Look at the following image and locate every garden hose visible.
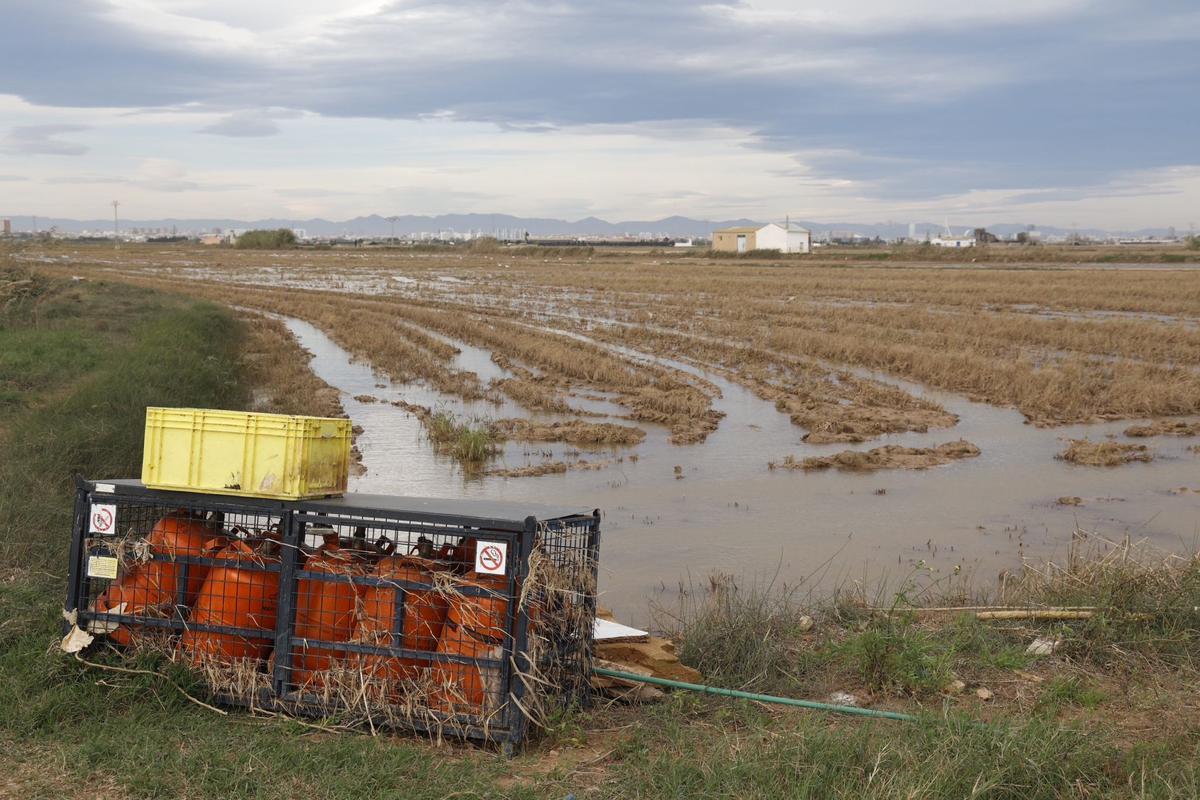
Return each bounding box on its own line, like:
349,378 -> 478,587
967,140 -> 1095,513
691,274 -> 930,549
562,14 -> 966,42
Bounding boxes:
592,666 -> 920,722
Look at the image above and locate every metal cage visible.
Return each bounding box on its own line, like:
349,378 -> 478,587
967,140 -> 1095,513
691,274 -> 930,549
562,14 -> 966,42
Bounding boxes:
65,477 -> 600,749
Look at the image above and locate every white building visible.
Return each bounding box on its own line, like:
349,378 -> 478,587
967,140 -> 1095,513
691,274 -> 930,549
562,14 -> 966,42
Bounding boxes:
930,235 -> 975,248
754,221 -> 812,254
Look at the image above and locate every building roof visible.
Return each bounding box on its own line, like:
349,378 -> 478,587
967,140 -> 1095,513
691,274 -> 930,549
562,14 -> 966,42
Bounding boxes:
713,226 -> 759,234
760,222 -> 811,233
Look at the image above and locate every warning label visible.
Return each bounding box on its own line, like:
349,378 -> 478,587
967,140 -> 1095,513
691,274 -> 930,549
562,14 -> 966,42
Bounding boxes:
88,503 -> 117,535
87,555 -> 119,580
475,541 -> 508,576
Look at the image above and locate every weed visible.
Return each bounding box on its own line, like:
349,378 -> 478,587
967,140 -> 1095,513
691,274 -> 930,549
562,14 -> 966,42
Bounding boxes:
425,410 -> 499,465
837,620 -> 954,695
1038,675 -> 1106,711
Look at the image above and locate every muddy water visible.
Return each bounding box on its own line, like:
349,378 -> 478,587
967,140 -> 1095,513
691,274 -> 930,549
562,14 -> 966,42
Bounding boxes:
285,316 -> 1200,625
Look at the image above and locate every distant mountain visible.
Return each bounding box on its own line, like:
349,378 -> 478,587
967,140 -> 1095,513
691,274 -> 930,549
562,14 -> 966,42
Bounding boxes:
0,212 -> 1181,240
0,213 -> 762,238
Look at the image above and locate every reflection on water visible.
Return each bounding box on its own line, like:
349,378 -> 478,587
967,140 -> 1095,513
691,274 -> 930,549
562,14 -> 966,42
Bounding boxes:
290,314 -> 1200,624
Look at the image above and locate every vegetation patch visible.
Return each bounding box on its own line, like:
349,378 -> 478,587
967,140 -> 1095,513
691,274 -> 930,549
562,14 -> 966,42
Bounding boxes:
235,229 -> 297,249
490,417 -> 645,446
1058,438 -> 1152,466
425,410 -> 499,465
1124,418 -> 1200,437
770,439 -> 980,471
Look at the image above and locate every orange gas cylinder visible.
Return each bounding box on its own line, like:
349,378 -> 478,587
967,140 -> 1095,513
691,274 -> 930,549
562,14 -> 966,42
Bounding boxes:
355,553 -> 449,690
181,539 -> 280,664
291,533 -> 364,688
430,572 -> 510,714
93,512 -> 223,646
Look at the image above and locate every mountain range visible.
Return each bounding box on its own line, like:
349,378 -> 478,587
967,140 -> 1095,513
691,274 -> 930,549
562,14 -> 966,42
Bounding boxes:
0,212 -> 1184,240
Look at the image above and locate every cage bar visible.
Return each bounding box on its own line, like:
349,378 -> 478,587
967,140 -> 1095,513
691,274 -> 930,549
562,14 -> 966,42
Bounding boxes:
64,477 -> 599,748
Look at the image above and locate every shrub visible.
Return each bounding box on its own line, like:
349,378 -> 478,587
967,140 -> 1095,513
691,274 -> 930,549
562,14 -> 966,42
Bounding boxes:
235,229 -> 297,249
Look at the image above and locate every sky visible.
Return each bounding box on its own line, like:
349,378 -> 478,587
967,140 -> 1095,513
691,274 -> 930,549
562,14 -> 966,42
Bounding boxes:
0,0 -> 1197,229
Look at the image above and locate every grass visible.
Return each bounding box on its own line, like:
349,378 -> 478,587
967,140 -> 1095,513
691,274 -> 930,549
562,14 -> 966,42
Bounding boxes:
661,534 -> 1200,707
1038,676 -> 1106,712
600,699 -> 1200,799
0,267 -> 246,567
426,409 -> 500,465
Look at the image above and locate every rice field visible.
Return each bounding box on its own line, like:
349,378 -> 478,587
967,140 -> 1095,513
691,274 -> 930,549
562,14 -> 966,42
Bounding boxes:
20,242 -> 1200,619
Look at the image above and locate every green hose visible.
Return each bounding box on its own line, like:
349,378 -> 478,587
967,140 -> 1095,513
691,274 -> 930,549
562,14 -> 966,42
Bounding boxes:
592,666 -> 920,723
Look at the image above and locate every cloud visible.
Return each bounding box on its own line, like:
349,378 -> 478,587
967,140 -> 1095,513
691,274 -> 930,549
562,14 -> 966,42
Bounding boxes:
0,174 -> 26,181
127,158 -> 248,192
275,187 -> 360,198
44,175 -> 127,184
2,124 -> 89,155
200,111 -> 281,137
0,0 -> 1197,223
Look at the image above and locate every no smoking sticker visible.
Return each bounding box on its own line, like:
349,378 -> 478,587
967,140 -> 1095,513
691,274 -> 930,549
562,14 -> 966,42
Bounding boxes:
475,541 -> 507,575
89,503 -> 117,535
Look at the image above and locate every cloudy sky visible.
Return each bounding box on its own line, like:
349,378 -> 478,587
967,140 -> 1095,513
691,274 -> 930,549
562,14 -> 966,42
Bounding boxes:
1,0 -> 1197,227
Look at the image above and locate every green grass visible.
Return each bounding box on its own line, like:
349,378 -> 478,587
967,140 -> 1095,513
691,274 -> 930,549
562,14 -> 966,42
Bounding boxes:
0,268 -> 245,568
1038,676 -> 1107,712
668,577 -> 1031,699
579,698 -> 1200,800
425,409 -> 499,466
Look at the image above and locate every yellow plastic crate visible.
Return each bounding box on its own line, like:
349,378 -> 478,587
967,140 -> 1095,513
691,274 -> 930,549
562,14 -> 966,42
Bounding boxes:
141,407 -> 352,500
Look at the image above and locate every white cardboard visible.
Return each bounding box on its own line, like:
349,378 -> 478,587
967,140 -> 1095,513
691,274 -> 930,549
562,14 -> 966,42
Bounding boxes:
594,618 -> 649,641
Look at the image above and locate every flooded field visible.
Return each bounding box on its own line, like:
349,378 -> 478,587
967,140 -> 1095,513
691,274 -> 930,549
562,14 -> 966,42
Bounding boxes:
32,246 -> 1200,622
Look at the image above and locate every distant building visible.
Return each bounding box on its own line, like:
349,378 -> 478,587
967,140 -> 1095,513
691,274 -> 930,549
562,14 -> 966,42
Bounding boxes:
930,235 -> 975,248
712,221 -> 812,254
1,219 -> 10,236
973,228 -> 999,244
712,226 -> 759,253
755,221 -> 812,254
